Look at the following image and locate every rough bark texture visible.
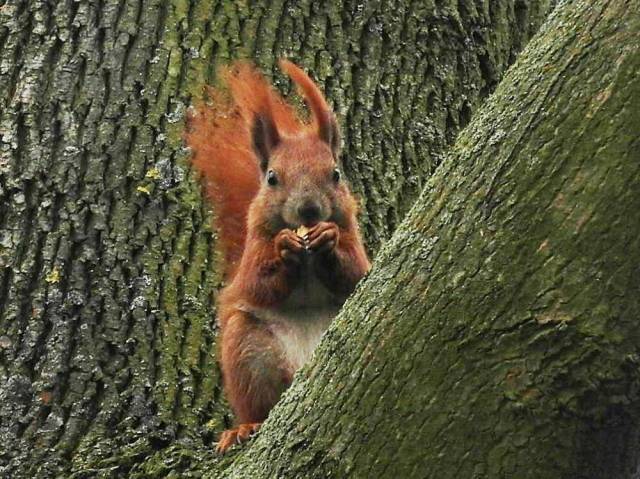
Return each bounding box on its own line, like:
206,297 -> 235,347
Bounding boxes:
0,0 -> 553,477
216,1 -> 640,477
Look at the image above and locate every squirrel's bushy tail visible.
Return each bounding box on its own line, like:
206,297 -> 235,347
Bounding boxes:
186,61 -> 336,278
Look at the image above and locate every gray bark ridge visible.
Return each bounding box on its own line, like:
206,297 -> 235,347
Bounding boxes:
219,1 -> 640,478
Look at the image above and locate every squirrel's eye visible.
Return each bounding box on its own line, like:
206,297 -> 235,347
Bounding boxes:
267,170 -> 278,186
332,168 -> 341,183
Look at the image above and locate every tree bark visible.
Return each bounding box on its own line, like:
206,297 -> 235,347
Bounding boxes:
0,0 -> 553,476
212,1 -> 640,478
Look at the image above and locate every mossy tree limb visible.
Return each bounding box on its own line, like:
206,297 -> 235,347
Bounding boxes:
0,0 -> 553,476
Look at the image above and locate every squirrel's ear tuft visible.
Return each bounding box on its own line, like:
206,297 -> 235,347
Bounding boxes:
279,59 -> 341,159
320,113 -> 341,159
252,112 -> 280,172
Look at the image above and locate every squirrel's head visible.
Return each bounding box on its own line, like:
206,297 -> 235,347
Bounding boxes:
248,61 -> 357,233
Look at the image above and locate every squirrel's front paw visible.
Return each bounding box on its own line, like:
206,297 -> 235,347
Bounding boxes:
275,229 -> 306,265
307,222 -> 339,254
215,422 -> 262,454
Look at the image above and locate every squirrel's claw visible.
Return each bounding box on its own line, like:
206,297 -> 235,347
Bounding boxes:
215,423 -> 262,454
275,229 -> 306,264
307,222 -> 339,253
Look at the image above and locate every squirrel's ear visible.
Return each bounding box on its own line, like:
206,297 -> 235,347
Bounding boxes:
320,113 -> 341,159
252,112 -> 280,172
278,60 -> 341,159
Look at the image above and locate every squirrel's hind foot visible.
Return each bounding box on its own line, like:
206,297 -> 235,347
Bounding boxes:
215,422 -> 262,454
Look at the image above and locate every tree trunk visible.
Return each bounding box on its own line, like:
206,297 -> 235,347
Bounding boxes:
0,0 -> 552,477
214,1 -> 640,477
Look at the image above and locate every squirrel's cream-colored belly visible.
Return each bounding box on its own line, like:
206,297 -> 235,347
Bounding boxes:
266,309 -> 335,371
251,268 -> 340,372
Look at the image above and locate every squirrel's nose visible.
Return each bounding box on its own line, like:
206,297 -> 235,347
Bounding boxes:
298,201 -> 321,225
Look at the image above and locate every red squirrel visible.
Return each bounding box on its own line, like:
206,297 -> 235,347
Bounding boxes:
186,60 -> 370,453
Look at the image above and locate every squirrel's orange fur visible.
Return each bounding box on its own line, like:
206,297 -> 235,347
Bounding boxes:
186,62 -> 316,277
186,60 -> 370,453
